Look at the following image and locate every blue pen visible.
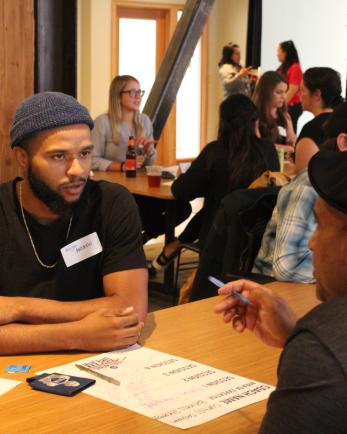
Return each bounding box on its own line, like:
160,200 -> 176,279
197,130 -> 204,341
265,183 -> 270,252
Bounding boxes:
208,275 -> 251,305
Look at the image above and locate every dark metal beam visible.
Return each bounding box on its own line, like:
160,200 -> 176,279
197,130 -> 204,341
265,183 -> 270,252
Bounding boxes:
35,0 -> 77,96
143,0 -> 215,139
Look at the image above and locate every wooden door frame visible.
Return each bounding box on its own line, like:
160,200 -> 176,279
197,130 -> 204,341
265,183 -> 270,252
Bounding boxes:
111,0 -> 208,164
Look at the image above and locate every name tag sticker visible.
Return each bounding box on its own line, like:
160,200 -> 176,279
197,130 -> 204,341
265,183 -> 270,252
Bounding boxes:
278,125 -> 287,137
61,232 -> 103,267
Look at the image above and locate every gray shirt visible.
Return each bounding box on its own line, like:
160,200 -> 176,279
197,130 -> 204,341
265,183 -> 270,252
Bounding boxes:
91,113 -> 156,171
259,295 -> 347,433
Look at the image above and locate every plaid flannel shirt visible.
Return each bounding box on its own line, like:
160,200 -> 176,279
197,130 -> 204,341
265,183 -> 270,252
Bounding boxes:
253,170 -> 317,283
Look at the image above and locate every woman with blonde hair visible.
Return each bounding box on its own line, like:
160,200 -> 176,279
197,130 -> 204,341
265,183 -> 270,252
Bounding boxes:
92,75 -> 156,171
92,75 -> 191,246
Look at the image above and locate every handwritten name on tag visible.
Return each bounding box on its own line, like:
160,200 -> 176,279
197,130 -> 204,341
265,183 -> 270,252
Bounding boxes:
61,232 -> 103,267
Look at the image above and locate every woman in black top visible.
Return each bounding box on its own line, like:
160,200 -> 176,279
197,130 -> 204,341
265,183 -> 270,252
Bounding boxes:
295,67 -> 343,174
152,94 -> 280,270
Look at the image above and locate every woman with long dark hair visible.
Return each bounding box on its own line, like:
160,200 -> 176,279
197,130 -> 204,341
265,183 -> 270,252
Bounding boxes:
294,67 -> 343,173
152,94 -> 280,269
218,42 -> 253,99
253,71 -> 296,154
277,40 -> 303,131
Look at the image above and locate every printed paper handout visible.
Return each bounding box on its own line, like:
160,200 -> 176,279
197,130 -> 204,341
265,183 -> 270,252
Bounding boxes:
76,355 -> 127,385
0,378 -> 21,396
40,345 -> 274,429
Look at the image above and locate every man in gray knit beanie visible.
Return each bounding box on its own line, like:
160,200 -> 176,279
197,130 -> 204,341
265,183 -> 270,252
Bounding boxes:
0,92 -> 147,355
10,91 -> 94,148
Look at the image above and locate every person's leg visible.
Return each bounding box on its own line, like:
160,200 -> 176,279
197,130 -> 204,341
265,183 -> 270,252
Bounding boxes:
134,195 -> 191,240
178,209 -> 204,243
152,209 -> 204,269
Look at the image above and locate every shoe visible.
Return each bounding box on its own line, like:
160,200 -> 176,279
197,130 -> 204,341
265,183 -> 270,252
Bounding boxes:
152,247 -> 180,271
146,260 -> 157,278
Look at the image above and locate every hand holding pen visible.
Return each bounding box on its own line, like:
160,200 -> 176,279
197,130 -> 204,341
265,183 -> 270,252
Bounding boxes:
208,276 -> 251,304
212,278 -> 297,348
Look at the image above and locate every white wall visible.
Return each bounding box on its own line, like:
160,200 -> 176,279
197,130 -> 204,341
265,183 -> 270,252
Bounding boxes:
262,0 -> 346,90
262,0 -> 346,131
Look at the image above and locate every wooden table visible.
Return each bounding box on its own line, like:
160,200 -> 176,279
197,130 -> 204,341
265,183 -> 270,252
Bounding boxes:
92,170 -> 174,200
0,282 -> 318,434
92,170 -> 177,293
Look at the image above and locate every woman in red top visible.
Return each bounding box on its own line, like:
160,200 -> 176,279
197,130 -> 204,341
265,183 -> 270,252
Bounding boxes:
277,40 -> 303,132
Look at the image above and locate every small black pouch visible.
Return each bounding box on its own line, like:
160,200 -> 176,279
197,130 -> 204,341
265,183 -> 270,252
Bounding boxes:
26,372 -> 96,396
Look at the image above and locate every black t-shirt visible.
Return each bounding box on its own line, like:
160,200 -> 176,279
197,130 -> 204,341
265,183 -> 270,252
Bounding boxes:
296,112 -> 332,148
0,179 -> 146,300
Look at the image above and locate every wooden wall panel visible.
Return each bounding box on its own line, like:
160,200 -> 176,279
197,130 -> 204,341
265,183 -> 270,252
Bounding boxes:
0,0 -> 34,182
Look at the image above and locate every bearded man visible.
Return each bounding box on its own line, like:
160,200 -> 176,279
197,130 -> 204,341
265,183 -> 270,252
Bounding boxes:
0,92 -> 147,354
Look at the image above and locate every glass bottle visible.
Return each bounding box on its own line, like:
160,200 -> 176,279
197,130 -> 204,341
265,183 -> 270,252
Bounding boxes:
125,136 -> 137,178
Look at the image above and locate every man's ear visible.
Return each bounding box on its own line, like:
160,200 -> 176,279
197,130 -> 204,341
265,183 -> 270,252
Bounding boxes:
336,133 -> 347,152
313,88 -> 322,103
13,147 -> 29,169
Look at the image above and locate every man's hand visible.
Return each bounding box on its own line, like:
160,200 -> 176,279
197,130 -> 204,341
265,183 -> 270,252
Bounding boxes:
214,280 -> 297,348
74,306 -> 144,351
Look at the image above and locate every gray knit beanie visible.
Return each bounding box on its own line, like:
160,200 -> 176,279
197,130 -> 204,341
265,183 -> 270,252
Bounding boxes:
10,91 -> 94,148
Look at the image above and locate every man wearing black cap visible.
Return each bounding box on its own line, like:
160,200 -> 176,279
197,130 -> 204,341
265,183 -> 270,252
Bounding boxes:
214,150 -> 347,432
0,92 -> 147,354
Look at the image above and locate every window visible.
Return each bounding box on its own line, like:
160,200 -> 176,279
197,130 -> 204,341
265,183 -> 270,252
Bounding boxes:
113,2 -> 207,164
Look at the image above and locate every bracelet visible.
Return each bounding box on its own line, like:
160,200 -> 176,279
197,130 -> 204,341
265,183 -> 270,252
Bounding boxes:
120,162 -> 125,172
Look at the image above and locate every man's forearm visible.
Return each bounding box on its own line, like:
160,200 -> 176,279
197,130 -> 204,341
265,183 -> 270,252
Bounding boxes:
0,269 -> 148,326
0,308 -> 143,355
5,294 -> 128,325
0,322 -> 79,355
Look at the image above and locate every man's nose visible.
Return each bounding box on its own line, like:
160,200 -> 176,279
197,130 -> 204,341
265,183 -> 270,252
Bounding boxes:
67,158 -> 84,177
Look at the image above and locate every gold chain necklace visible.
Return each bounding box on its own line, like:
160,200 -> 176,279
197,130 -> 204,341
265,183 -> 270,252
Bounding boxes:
19,181 -> 73,269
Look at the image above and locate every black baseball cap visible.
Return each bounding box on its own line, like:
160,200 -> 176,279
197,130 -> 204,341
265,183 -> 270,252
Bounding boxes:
308,150 -> 347,215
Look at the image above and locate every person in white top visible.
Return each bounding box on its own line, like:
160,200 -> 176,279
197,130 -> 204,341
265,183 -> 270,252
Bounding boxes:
218,42 -> 253,99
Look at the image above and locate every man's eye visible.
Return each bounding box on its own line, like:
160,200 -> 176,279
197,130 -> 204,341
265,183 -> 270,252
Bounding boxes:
52,154 -> 64,160
80,150 -> 92,158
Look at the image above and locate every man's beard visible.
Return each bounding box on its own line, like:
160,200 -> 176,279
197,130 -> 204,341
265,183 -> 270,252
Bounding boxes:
28,165 -> 87,218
